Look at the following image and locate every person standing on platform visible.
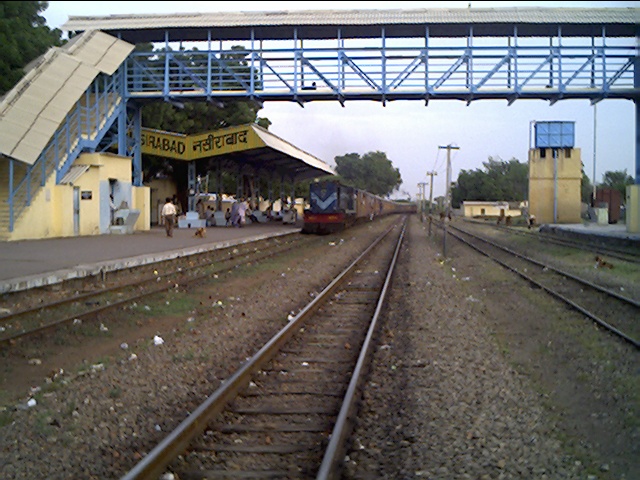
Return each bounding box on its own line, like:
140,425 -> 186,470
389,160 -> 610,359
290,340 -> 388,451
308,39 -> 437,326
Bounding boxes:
230,200 -> 240,227
237,198 -> 248,227
161,197 -> 177,237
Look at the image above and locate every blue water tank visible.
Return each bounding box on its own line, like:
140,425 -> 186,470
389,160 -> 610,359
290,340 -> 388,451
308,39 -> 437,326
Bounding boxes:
534,121 -> 575,148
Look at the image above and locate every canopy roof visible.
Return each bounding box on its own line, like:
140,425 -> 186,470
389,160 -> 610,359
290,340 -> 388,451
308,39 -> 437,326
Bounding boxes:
61,7 -> 639,43
0,31 -> 134,165
141,123 -> 335,182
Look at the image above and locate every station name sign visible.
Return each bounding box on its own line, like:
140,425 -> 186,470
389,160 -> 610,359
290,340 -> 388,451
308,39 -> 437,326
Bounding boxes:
141,131 -> 188,159
140,126 -> 263,161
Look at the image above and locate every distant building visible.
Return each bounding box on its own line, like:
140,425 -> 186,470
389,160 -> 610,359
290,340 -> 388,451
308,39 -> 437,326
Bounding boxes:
461,201 -> 523,219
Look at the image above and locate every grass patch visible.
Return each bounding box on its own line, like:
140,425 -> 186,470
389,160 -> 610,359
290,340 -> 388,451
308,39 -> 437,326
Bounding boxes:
108,387 -> 122,399
34,410 -> 55,436
172,350 -> 196,362
92,356 -> 111,367
129,293 -> 199,318
0,409 -> 13,427
70,321 -> 114,338
63,401 -> 77,418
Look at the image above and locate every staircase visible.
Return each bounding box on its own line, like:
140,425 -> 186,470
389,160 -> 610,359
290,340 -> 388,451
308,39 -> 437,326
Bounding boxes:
0,76 -> 125,240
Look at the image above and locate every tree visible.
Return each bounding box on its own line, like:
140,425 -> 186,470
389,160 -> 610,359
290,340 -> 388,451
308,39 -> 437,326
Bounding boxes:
451,156 -> 528,207
600,170 -> 634,204
334,151 -> 402,197
581,169 -> 594,205
0,1 -> 62,95
135,44 -> 270,193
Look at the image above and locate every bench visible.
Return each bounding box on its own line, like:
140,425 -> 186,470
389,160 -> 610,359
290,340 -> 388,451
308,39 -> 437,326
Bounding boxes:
178,211 -> 207,228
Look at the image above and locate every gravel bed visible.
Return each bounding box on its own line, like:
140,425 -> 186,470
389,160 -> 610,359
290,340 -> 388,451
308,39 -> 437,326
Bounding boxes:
345,217 -> 638,480
0,214 -> 637,479
0,219 -> 395,479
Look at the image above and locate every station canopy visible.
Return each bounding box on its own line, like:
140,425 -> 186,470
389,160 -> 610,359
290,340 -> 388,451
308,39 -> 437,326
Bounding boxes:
140,123 -> 336,181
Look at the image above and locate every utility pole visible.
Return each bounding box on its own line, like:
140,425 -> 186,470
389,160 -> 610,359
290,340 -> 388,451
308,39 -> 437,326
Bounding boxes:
425,171 -> 437,214
418,182 -> 427,221
425,171 -> 437,236
438,145 -> 459,258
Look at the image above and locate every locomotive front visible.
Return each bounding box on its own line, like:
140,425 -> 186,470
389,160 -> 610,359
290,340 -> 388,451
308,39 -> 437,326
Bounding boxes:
302,181 -> 356,234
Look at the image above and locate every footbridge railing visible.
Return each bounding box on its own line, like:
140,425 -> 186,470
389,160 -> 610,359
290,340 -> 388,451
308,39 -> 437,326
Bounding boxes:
125,40 -> 639,105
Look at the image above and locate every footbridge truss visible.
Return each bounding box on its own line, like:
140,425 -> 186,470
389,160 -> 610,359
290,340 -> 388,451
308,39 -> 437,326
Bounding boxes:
64,8 -> 639,106
0,7 -> 638,236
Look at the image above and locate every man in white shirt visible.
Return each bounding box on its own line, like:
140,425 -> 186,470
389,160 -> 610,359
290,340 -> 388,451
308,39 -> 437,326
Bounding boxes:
161,197 -> 177,237
237,199 -> 248,227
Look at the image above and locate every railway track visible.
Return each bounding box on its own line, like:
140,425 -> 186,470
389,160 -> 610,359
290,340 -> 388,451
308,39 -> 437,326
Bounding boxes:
445,222 -> 640,349
120,216 -> 407,480
0,234 -> 317,346
463,218 -> 640,264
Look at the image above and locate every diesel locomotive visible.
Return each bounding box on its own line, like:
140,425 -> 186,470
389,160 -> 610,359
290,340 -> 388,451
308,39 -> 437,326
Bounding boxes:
301,180 -> 416,234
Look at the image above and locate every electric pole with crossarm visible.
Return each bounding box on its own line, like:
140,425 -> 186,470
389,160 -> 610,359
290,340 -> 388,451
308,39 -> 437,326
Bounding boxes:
438,144 -> 459,257
425,171 -> 437,214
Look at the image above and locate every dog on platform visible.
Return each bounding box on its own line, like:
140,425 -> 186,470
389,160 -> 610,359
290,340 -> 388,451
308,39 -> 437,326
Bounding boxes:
193,227 -> 206,238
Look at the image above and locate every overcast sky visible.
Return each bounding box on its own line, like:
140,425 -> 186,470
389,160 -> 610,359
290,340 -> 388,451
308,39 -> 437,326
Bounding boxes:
43,1 -> 638,200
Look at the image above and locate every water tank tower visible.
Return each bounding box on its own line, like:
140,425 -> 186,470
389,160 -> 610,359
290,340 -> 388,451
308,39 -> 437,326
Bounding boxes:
528,121 -> 582,224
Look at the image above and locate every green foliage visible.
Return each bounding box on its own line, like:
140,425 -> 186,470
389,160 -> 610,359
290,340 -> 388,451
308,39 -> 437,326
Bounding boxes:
0,409 -> 12,427
581,169 -> 594,204
137,45 -> 269,189
451,156 -> 528,207
108,387 -> 122,399
0,1 -> 62,95
334,151 -> 402,197
599,169 -> 634,204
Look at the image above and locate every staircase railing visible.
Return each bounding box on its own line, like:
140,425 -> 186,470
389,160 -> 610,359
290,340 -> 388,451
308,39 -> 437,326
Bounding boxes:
3,68 -> 126,235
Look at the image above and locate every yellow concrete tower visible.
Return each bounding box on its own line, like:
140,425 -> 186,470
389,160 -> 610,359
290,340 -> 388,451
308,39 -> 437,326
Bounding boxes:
528,122 -> 582,224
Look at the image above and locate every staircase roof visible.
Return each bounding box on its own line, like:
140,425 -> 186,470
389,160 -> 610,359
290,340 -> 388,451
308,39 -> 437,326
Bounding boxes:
0,31 -> 134,165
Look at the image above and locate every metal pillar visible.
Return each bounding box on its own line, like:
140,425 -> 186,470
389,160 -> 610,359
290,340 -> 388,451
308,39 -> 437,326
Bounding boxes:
280,174 -> 285,210
124,104 -> 143,187
188,161 -> 196,211
635,26 -> 640,184
592,104 -> 597,204
553,148 -> 558,223
636,99 -> 640,184
217,162 -> 222,211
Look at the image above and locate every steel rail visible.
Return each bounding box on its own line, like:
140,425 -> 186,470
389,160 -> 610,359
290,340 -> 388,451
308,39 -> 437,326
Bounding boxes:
463,218 -> 640,264
317,217 -> 407,479
0,237 -> 288,321
449,223 -> 640,308
446,225 -> 640,349
0,234 -> 310,346
119,217 -> 404,480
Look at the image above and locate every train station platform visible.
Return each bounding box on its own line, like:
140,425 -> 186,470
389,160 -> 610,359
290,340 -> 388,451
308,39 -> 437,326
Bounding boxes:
539,222 -> 640,250
0,222 -> 302,294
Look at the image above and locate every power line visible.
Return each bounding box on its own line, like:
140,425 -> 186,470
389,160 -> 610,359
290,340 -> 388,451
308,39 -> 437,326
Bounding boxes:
432,147 -> 442,172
